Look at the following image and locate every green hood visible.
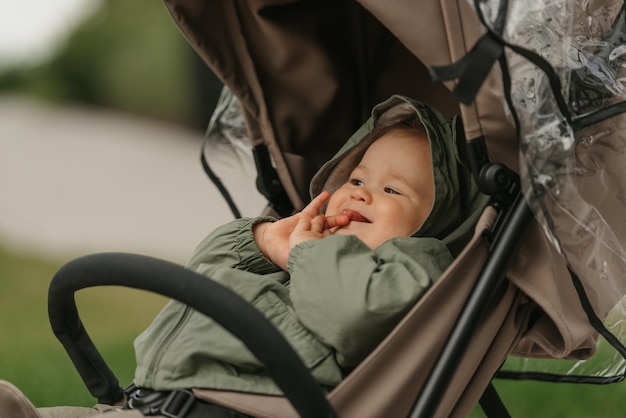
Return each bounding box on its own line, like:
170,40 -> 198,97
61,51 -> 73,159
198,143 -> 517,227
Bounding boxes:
310,95 -> 489,255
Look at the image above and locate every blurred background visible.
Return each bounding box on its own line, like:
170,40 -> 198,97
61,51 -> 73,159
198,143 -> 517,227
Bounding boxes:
0,0 -> 266,409
1,1 -> 625,417
0,0 -> 268,263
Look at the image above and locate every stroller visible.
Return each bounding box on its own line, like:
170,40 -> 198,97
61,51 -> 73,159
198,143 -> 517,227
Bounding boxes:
47,0 -> 626,416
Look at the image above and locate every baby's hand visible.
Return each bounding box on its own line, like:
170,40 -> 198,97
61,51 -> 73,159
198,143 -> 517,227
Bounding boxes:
288,191 -> 350,250
254,191 -> 349,270
253,217 -> 298,270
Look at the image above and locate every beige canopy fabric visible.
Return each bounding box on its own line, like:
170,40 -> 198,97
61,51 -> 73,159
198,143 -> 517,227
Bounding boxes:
355,0 -> 520,172
163,0 -> 461,209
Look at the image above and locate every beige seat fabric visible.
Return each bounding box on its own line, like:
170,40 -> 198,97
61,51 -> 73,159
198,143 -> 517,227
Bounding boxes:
0,380 -> 42,418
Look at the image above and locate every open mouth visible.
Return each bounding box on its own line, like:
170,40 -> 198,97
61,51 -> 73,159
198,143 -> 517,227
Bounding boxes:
341,209 -> 371,223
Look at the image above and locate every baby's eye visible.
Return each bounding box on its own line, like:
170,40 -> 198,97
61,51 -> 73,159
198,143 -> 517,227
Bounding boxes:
350,178 -> 364,186
384,187 -> 401,195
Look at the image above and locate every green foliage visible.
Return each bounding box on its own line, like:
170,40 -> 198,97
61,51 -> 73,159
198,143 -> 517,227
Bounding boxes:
0,244 -> 166,407
487,378 -> 626,417
0,0 -> 221,129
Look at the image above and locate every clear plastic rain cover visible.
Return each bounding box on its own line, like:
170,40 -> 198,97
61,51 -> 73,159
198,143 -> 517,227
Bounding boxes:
477,0 -> 626,381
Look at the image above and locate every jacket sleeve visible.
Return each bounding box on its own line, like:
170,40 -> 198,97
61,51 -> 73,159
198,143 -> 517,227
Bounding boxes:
286,234 -> 453,368
186,216 -> 281,275
167,217 -> 342,381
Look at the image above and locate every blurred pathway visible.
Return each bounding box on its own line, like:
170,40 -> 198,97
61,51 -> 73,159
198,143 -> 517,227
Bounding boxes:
0,96 -> 266,263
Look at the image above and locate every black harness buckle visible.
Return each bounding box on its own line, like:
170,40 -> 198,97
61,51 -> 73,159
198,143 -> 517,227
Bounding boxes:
161,389 -> 196,418
125,383 -> 251,418
126,385 -> 195,418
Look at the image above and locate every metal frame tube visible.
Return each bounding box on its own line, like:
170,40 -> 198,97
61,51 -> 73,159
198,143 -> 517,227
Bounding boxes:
410,194 -> 534,418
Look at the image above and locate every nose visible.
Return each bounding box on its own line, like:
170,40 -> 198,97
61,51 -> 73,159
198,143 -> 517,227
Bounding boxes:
351,186 -> 372,203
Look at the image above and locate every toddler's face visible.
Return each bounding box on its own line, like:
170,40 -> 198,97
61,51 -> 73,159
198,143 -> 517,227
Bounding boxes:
325,130 -> 434,249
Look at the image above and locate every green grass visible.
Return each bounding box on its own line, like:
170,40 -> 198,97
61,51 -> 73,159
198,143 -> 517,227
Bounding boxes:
2,244 -> 626,416
0,244 -> 166,407
486,379 -> 626,417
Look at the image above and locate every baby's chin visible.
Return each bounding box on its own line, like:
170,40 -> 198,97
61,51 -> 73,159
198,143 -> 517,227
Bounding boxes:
331,226 -> 377,249
331,226 -> 356,238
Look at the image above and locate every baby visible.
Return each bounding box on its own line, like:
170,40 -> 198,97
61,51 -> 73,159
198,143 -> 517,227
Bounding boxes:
131,95 -> 487,397
254,124 -> 434,269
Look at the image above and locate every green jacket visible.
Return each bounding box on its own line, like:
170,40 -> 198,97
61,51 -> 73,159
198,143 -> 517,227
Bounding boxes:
133,95 -> 488,394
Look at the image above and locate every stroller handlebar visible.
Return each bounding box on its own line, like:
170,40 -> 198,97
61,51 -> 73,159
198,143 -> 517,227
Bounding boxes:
47,252 -> 338,418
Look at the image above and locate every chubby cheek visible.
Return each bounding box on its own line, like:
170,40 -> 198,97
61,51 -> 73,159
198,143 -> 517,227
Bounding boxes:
380,224 -> 413,243
401,213 -> 427,237
398,197 -> 429,230
363,227 -> 407,250
382,207 -> 424,237
324,190 -> 347,217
